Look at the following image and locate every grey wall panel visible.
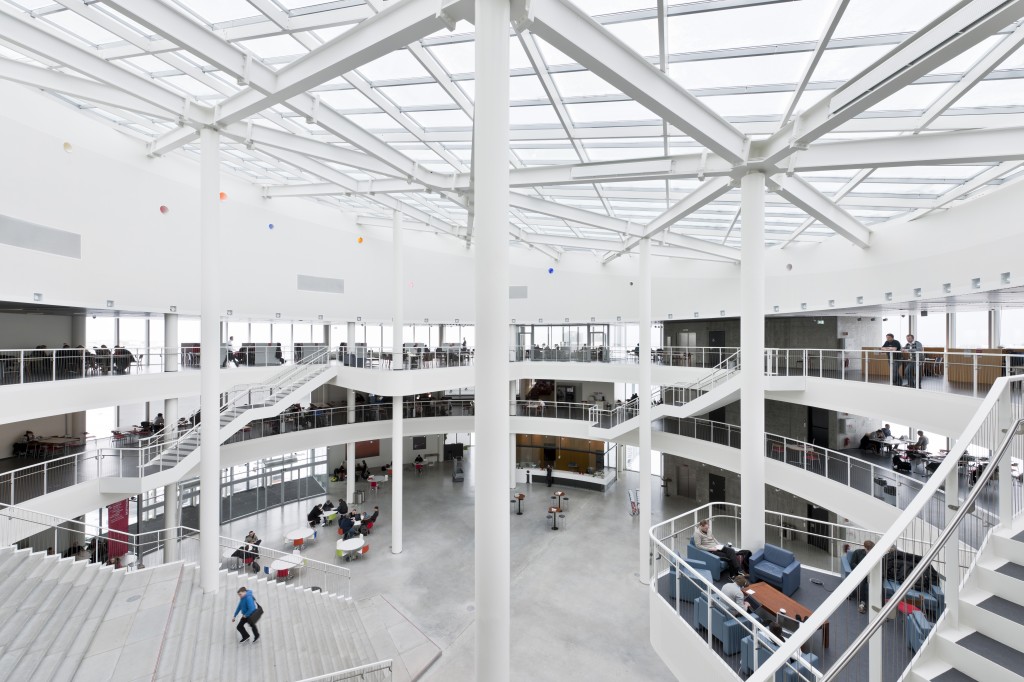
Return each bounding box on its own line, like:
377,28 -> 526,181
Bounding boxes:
0,214 -> 81,259
297,274 -> 345,294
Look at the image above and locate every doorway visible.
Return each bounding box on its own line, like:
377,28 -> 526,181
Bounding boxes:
807,407 -> 829,447
708,330 -> 725,366
708,472 -> 726,503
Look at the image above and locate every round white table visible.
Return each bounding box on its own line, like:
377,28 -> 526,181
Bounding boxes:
285,527 -> 315,548
337,536 -> 365,561
269,553 -> 304,578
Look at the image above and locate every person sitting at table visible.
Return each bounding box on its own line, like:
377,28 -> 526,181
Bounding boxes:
323,499 -> 335,511
339,514 -> 357,540
94,345 -> 112,374
907,430 -> 929,454
693,518 -> 749,577
337,498 -> 349,516
112,345 -> 135,374
359,506 -> 380,535
245,530 -> 259,545
414,454 -> 424,474
881,424 -> 892,439
720,575 -> 751,615
152,413 -> 165,431
307,504 -> 323,528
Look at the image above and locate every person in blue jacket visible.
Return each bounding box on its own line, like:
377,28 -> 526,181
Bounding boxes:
232,587 -> 261,643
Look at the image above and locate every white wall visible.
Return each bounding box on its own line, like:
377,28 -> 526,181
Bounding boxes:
2,81 -> 1023,324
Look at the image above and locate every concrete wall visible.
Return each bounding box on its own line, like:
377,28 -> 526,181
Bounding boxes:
0,414 -> 70,461
0,312 -> 75,349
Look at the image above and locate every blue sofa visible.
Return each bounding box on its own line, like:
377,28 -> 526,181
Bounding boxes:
668,558 -> 713,604
750,544 -> 801,596
687,536 -> 729,581
740,632 -> 820,681
693,596 -> 744,655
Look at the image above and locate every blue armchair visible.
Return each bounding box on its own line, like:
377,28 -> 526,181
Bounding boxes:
750,544 -> 801,596
688,536 -> 729,581
668,558 -> 713,604
740,633 -> 820,681
906,609 -> 933,652
693,596 -> 743,655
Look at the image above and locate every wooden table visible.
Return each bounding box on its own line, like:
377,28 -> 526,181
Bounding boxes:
746,582 -> 829,648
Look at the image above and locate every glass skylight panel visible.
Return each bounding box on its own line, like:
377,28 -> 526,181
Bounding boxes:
160,74 -> 223,98
832,0 -> 959,40
666,1 -> 832,54
570,0 -> 653,16
954,79 -> 1024,108
43,11 -> 121,47
406,109 -> 471,129
698,92 -> 791,119
604,18 -> 658,59
426,41 -> 474,75
813,45 -> 893,82
358,48 -> 430,82
566,100 -> 656,124
871,166 -> 985,181
174,0 -> 261,26
508,75 -> 548,101
238,34 -> 307,61
552,70 -> 624,98
344,113 -> 403,130
317,89 -> 377,112
670,53 -> 810,91
120,55 -> 172,75
509,105 -> 562,127
514,147 -> 581,163
378,82 -> 453,107
864,83 -> 953,113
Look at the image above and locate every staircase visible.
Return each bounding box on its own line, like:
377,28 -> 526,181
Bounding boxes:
594,354 -> 741,440
0,547 -> 390,682
100,350 -> 336,493
907,516 -> 1024,682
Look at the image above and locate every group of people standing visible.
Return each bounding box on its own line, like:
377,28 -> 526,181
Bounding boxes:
881,333 -> 924,388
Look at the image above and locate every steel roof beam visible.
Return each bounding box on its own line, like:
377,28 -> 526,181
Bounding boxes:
217,0 -> 472,125
0,5 -> 202,121
769,174 -> 871,248
513,0 -> 748,164
915,22 -> 1024,132
0,57 -> 173,120
755,0 -> 1024,165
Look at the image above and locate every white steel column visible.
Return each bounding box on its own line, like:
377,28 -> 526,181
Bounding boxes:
199,127 -> 221,593
740,171 -> 766,550
510,377 -> 517,488
71,315 -> 87,437
638,237 -> 653,583
392,210 -> 404,554
346,322 -> 356,505
473,0 -> 512,677
163,311 -> 179,562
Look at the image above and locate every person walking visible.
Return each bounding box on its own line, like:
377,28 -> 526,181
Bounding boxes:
232,586 -> 263,643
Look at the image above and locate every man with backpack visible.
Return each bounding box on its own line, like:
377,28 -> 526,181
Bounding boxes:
232,587 -> 263,643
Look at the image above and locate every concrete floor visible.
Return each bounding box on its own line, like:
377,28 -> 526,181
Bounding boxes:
222,455 -> 687,682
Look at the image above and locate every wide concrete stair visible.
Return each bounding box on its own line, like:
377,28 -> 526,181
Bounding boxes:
0,547 -> 421,681
906,516 -> 1024,682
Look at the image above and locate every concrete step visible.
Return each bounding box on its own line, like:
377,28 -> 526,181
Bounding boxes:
152,562 -> 197,680
6,556 -> 80,679
51,563 -> 126,681
0,555 -> 74,679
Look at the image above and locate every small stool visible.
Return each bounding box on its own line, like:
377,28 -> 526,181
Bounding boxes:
558,513 -> 566,529
560,497 -> 569,512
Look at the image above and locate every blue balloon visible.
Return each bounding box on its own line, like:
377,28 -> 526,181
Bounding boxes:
548,267 -> 554,274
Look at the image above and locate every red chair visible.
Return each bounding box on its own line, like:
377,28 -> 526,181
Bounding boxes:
276,568 -> 289,580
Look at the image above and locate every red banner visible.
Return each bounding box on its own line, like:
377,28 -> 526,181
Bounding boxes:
107,498 -> 130,562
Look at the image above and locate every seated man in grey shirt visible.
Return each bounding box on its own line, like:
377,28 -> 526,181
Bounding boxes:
694,519 -> 750,577
720,575 -> 751,615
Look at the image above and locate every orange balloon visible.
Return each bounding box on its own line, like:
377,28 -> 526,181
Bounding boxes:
357,237 -> 363,244
159,205 -> 169,214
219,191 -> 228,201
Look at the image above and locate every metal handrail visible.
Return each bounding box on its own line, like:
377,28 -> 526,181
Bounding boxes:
295,660 -> 394,682
818,416 -> 1024,681
747,374 -> 1024,682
